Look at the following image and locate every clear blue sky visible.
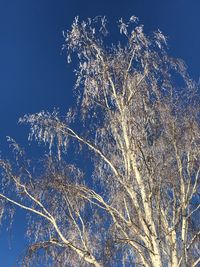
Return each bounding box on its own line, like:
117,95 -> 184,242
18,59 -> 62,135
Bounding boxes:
0,0 -> 200,266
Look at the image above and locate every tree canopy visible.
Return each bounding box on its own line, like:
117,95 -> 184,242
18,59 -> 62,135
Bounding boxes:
0,16 -> 199,267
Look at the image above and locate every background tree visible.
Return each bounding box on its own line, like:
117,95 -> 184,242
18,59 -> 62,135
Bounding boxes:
0,16 -> 199,267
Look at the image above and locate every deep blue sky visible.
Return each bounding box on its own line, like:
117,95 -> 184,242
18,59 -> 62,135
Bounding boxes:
0,0 -> 200,266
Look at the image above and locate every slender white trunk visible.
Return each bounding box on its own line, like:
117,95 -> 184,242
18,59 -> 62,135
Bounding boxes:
181,212 -> 187,267
132,159 -> 162,267
121,116 -> 162,266
171,230 -> 179,267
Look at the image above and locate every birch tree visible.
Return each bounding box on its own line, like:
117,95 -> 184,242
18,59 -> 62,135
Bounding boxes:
0,16 -> 199,267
